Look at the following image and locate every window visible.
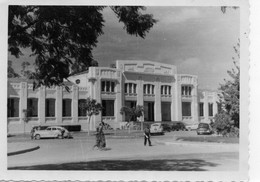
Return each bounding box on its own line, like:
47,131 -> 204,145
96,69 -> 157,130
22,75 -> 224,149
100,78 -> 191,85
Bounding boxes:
62,99 -> 72,117
208,103 -> 213,117
161,85 -> 171,96
144,84 -> 154,95
78,99 -> 87,117
181,85 -> 192,96
199,103 -> 204,117
101,80 -> 115,93
102,100 -> 114,116
182,102 -> 191,116
46,99 -> 55,117
125,83 -> 137,94
27,98 -> 38,117
7,98 -> 19,117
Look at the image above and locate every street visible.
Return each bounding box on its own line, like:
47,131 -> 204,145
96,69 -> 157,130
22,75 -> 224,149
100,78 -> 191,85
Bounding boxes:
8,131 -> 239,171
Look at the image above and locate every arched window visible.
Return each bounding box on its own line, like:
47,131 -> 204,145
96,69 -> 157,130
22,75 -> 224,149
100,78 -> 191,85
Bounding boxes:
125,83 -> 137,94
143,84 -> 154,95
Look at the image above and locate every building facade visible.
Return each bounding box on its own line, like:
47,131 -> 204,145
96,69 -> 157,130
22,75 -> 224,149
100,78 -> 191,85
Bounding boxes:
7,60 -> 219,134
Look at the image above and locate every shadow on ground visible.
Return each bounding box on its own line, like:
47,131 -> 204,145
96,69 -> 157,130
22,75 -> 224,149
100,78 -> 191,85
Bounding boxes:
9,159 -> 218,171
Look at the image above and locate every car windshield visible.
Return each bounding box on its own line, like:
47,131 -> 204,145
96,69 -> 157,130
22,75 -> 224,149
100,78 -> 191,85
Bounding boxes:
152,124 -> 159,127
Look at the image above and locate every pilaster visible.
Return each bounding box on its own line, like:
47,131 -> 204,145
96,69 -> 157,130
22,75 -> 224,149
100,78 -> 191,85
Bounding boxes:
154,78 -> 161,121
72,85 -> 79,123
39,86 -> 46,124
20,82 -> 27,122
137,76 -> 144,121
56,86 -> 62,123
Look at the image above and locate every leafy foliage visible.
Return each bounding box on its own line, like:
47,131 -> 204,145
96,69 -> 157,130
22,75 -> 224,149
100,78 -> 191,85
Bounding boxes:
8,60 -> 20,78
8,6 -> 157,88
218,41 -> 240,128
78,97 -> 103,135
120,105 -> 144,122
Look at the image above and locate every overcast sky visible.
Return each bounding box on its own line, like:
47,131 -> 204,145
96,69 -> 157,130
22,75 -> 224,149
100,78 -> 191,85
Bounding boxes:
9,6 -> 240,90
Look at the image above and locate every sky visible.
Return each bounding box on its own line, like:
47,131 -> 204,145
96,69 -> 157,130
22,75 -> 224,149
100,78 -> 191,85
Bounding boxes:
9,6 -> 240,90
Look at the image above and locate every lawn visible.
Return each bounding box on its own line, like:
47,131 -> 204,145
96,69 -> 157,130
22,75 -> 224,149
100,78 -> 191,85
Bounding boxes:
176,136 -> 239,144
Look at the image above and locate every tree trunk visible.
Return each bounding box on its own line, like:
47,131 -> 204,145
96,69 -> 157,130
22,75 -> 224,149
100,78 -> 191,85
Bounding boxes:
88,116 -> 91,136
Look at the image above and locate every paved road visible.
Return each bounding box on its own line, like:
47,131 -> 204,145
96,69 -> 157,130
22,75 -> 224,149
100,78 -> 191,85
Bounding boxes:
8,132 -> 239,170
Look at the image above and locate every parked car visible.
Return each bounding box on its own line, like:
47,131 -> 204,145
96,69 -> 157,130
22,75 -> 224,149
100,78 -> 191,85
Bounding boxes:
196,123 -> 213,135
33,126 -> 72,139
185,123 -> 199,131
171,122 -> 187,131
162,123 -> 172,132
150,123 -> 164,135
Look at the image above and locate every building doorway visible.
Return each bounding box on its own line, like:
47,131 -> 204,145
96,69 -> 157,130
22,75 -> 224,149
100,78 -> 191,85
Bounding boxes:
144,101 -> 154,121
161,102 -> 171,121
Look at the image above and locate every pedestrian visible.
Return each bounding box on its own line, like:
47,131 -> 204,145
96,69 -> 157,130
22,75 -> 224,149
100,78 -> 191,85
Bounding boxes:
144,125 -> 152,146
30,127 -> 35,140
93,121 -> 106,150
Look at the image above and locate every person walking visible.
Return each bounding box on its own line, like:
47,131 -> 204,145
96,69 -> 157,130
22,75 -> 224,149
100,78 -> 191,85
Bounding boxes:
93,121 -> 106,150
144,125 -> 152,146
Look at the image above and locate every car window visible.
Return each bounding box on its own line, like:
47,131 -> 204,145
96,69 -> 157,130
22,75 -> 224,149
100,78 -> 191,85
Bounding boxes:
198,123 -> 209,128
46,128 -> 51,131
52,128 -> 57,130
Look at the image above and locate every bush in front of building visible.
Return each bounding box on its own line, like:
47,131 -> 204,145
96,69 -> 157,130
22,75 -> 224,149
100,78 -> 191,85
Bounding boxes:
212,112 -> 239,137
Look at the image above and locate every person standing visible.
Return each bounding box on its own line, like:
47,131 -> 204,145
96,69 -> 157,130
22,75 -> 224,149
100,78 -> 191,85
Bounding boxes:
93,121 -> 106,150
144,125 -> 152,146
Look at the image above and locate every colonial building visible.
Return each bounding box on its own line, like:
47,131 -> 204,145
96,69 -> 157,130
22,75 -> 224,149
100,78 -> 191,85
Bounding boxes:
7,60 -> 219,134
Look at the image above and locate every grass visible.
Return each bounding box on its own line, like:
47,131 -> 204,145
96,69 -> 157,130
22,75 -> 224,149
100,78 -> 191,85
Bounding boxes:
176,136 -> 239,144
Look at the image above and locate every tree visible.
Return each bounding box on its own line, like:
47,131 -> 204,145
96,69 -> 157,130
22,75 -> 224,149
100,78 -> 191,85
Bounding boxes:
217,41 -> 240,129
8,60 -> 20,78
21,61 -> 35,79
120,105 -> 144,132
79,97 -> 103,135
8,6 -> 157,88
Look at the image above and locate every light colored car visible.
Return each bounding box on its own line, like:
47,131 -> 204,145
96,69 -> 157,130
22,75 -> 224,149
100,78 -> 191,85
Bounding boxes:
196,123 -> 213,135
150,123 -> 164,135
33,126 -> 71,139
185,123 -> 199,131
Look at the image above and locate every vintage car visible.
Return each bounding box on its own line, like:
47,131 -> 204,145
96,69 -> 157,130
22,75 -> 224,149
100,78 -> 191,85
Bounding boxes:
150,123 -> 164,135
196,123 -> 213,135
33,126 -> 72,139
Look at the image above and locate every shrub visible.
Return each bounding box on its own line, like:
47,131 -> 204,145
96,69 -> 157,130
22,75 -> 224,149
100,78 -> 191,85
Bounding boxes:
212,113 -> 239,137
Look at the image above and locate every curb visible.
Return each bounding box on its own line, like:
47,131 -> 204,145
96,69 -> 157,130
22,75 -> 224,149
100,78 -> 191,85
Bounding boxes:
8,146 -> 40,156
154,140 -> 238,146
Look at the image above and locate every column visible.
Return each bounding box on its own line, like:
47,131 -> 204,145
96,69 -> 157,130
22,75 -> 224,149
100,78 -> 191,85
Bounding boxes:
204,92 -> 209,122
56,86 -> 62,123
92,78 -> 101,130
155,81 -> 161,121
176,77 -> 182,121
72,85 -> 79,123
213,93 -> 218,116
38,86 -> 46,124
20,82 -> 27,122
116,81 -> 123,123
137,76 -> 144,121
192,84 -> 199,124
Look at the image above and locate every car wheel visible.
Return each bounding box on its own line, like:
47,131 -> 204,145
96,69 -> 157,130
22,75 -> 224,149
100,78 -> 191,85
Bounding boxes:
35,134 -> 41,140
197,133 -> 200,135
57,134 -> 63,139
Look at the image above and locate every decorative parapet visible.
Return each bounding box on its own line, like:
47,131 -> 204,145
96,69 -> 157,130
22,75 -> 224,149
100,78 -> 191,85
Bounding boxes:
179,74 -> 198,85
88,67 -> 121,81
10,83 -> 21,89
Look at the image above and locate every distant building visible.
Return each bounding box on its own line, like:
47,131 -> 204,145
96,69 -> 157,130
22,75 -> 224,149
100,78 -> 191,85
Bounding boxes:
7,60 -> 219,133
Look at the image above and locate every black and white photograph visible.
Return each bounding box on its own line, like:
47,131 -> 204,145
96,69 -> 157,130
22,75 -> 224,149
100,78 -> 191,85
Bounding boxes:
1,0 -> 250,181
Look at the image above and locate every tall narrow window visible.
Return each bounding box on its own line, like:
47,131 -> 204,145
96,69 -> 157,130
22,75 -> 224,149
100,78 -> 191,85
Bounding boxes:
27,98 -> 38,117
133,84 -> 137,94
7,98 -> 19,117
46,99 -> 55,117
129,83 -> 132,93
125,83 -> 128,93
208,103 -> 213,117
102,100 -> 114,116
106,81 -> 110,92
199,103 -> 204,117
182,102 -> 191,116
62,99 -> 72,117
78,99 -> 87,117
101,81 -> 106,92
111,82 -> 115,92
